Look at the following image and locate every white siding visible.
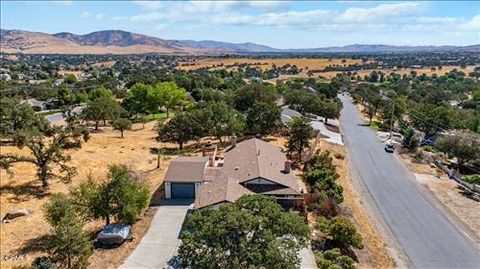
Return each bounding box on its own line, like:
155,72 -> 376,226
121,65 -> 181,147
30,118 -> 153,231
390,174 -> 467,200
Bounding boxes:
165,182 -> 171,199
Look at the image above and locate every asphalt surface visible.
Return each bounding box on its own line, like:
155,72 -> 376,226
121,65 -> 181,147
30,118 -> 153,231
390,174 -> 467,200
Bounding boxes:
44,106 -> 84,124
339,95 -> 480,269
120,200 -> 193,269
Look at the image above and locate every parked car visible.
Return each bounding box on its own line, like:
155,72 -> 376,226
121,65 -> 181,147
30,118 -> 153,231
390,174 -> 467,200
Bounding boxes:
420,139 -> 434,147
384,143 -> 395,153
96,224 -> 132,247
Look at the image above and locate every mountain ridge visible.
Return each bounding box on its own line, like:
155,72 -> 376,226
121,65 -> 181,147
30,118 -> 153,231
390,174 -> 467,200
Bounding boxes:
1,29 -> 479,54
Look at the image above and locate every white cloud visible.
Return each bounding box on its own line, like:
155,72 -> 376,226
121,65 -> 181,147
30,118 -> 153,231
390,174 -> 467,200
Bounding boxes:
81,11 -> 91,18
129,2 -> 480,36
95,13 -> 104,20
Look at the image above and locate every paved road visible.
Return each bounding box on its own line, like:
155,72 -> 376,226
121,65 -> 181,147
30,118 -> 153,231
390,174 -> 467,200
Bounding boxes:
43,106 -> 84,124
339,95 -> 480,268
120,200 -> 192,269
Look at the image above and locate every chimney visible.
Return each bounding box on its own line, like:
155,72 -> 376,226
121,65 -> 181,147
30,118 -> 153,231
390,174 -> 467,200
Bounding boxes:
284,160 -> 291,173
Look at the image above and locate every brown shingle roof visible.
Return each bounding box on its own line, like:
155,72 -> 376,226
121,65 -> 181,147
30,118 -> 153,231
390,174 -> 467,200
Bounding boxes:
222,138 -> 301,195
194,173 -> 252,210
164,156 -> 208,182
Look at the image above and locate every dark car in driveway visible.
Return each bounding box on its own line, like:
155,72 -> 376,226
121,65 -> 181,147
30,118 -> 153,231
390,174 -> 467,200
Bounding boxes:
384,143 -> 395,153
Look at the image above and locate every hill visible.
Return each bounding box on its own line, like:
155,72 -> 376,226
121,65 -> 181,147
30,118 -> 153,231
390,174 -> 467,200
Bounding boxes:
1,29 -> 479,55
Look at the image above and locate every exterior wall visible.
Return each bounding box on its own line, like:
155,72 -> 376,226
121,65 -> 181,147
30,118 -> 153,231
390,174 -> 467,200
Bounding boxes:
195,182 -> 201,196
165,182 -> 171,199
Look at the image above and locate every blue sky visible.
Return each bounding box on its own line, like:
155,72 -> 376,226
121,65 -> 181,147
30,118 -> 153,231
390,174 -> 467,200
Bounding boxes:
1,1 -> 479,48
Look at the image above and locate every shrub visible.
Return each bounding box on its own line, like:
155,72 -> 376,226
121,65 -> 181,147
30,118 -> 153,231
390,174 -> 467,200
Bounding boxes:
43,195 -> 92,269
47,216 -> 92,269
463,174 -> 480,185
402,127 -> 418,149
32,257 -> 57,269
44,194 -> 77,226
318,216 -> 364,250
316,248 -> 355,269
71,164 -> 151,225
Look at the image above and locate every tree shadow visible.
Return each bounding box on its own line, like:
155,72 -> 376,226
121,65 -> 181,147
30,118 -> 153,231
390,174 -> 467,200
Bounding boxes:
167,255 -> 182,269
15,234 -> 53,255
311,238 -> 359,262
0,181 -> 49,202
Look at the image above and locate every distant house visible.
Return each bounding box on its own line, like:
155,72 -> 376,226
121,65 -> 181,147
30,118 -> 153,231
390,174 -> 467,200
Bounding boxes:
0,73 -> 11,81
22,98 -> 48,111
281,106 -> 302,125
164,138 -> 305,210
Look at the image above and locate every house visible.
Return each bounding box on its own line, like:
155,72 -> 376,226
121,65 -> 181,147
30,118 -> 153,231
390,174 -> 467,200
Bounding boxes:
22,98 -> 48,111
281,106 -> 302,124
164,138 -> 305,210
0,73 -> 11,81
163,157 -> 209,199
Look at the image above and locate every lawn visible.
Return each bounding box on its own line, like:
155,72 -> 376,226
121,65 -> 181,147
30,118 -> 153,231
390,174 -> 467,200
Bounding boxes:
140,112 -> 172,121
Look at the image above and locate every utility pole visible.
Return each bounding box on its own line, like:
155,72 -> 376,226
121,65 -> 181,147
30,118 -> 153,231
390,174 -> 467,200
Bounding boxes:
388,99 -> 395,139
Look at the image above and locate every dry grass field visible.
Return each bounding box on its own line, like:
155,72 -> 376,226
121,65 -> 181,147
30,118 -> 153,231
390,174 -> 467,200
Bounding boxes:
178,57 -> 475,80
178,57 -> 365,72
0,121 -> 187,268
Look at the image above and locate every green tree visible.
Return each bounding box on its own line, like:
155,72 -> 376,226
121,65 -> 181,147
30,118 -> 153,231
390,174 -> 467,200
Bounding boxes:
435,130 -> 480,165
44,194 -> 78,226
0,97 -> 49,143
47,214 -> 92,269
157,113 -> 202,150
320,101 -> 341,124
304,151 -> 343,203
0,125 -> 89,188
83,97 -> 124,130
112,118 -> 132,138
410,104 -> 453,137
288,117 -> 313,162
122,83 -> 155,117
232,83 -> 278,112
246,102 -> 281,136
57,85 -> 75,106
318,216 -> 364,250
364,91 -> 383,125
202,101 -> 245,143
43,194 -> 92,269
178,195 -> 310,269
71,164 -> 150,225
89,86 -> 114,100
64,74 -> 77,84
402,127 -> 419,149
152,81 -> 189,118
316,248 -> 355,269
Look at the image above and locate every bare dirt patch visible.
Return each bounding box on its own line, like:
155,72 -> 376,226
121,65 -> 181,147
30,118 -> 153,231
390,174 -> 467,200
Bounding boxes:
319,142 -> 396,269
0,121 -> 181,268
397,154 -> 480,242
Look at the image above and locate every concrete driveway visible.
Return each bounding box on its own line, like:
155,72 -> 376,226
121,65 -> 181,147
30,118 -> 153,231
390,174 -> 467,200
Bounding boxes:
120,200 -> 192,269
